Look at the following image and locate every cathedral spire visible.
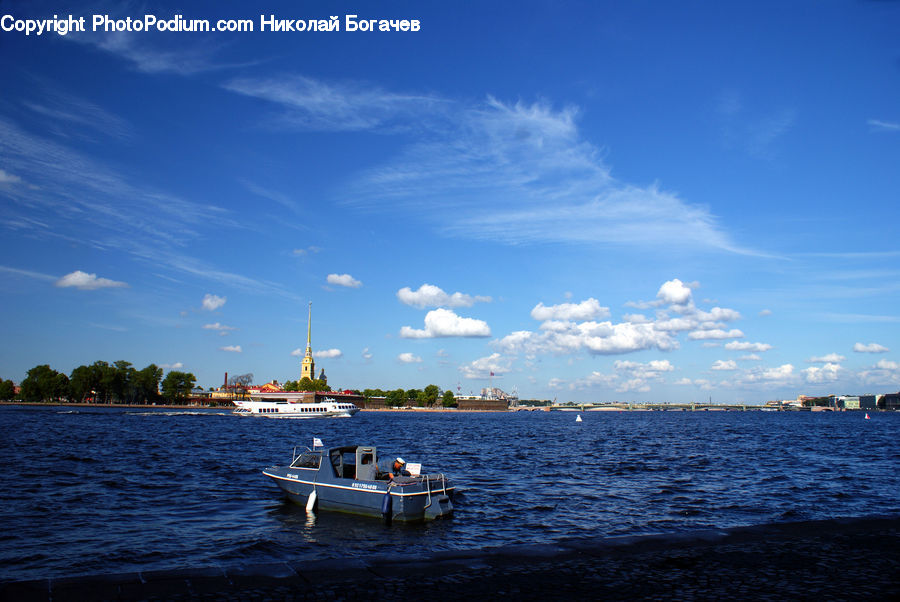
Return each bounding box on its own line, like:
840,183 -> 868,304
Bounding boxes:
300,302 -> 315,381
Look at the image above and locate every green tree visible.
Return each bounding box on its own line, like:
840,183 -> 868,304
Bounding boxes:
442,390 -> 456,408
297,377 -> 330,392
423,384 -> 440,407
386,388 -> 406,407
161,371 -> 196,404
0,379 -> 15,401
90,360 -> 114,403
363,388 -> 386,400
133,364 -> 163,404
111,360 -> 135,403
21,365 -> 69,402
68,365 -> 96,403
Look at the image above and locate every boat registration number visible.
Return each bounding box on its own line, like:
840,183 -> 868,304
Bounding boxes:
351,482 -> 378,490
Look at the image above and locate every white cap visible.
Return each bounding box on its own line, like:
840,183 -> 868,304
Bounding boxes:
396,457 -> 405,465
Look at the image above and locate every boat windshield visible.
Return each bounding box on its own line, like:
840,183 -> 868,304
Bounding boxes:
290,451 -> 321,469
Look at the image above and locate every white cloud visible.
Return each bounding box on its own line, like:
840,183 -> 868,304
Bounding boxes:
220,345 -> 242,353
531,298 -> 609,321
859,359 -> 900,386
759,309 -> 773,317
868,119 -> 900,132
725,341 -> 773,352
362,347 -> 373,360
55,270 -> 127,290
160,362 -> 184,370
711,359 -> 738,371
339,95 -> 751,254
854,342 -> 889,354
496,320 -> 678,356
397,283 -> 491,308
400,308 -> 491,338
327,273 -> 362,288
688,328 -> 744,340
570,359 -> 673,393
762,364 -> 794,380
657,279 -> 693,306
290,348 -> 303,357
224,75 -> 441,132
398,352 -> 422,363
460,353 -> 511,379
202,294 -> 226,311
203,322 -> 235,332
802,363 -> 842,384
0,169 -> 23,184
808,353 -> 846,363
315,348 -> 343,359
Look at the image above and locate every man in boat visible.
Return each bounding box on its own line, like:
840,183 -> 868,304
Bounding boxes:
388,457 -> 410,480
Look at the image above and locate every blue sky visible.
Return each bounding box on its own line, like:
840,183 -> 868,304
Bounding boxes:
1,0 -> 898,402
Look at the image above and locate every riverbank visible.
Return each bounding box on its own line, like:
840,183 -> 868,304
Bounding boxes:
1,515 -> 896,601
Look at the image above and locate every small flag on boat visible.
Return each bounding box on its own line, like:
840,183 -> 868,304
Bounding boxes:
313,437 -> 323,448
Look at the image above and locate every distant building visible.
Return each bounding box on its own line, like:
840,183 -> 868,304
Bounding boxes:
878,393 -> 900,410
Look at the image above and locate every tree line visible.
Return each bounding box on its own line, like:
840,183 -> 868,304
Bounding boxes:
1,361 -> 198,404
361,385 -> 456,408
1,363 -> 460,408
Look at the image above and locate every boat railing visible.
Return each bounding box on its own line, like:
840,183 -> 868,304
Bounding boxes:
421,473 -> 448,511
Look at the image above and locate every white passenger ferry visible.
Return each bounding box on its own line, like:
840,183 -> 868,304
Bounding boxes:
232,397 -> 359,419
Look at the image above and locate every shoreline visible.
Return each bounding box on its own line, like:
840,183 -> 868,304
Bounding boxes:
2,514 -> 897,600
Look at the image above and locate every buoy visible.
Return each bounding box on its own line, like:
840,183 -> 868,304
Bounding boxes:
865,413 -> 870,420
576,415 -> 583,422
306,489 -> 317,513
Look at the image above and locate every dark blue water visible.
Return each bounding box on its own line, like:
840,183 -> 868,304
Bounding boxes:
1,406 -> 898,582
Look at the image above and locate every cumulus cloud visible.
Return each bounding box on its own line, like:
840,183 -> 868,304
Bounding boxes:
160,362 -> 184,370
688,328 -> 744,340
400,308 -> 491,338
725,341 -> 772,352
854,342 -> 889,354
220,345 -> 242,353
859,359 -> 900,386
202,294 -> 226,311
314,348 -> 343,359
398,352 -> 422,363
657,278 -> 694,306
570,359 -> 673,393
397,283 -> 491,308
808,353 -> 846,364
55,270 -> 127,290
460,353 -> 511,379
802,363 -> 842,384
531,298 -> 609,321
327,273 -> 362,288
362,347 -> 373,360
203,322 -> 235,332
711,359 -> 738,371
496,320 -> 678,356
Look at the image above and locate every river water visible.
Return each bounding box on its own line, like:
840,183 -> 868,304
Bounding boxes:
1,405 -> 897,582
